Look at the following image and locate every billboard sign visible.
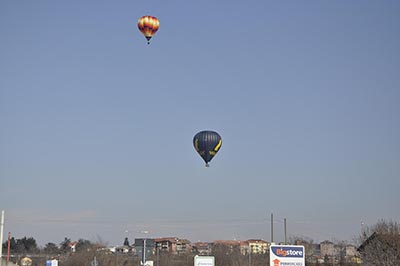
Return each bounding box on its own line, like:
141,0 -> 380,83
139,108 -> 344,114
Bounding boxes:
194,255 -> 214,266
46,260 -> 58,266
143,260 -> 153,266
270,245 -> 305,266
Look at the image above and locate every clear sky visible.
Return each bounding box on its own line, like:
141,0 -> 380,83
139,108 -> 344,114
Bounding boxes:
1,0 -> 400,247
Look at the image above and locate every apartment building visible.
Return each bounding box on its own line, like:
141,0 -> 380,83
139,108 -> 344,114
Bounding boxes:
154,237 -> 191,254
247,239 -> 268,254
320,240 -> 335,257
192,242 -> 212,255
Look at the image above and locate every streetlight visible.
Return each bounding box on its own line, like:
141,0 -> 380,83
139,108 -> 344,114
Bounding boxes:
139,230 -> 150,266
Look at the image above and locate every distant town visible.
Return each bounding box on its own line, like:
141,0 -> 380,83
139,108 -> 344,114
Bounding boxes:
1,219 -> 399,266
2,235 -> 362,266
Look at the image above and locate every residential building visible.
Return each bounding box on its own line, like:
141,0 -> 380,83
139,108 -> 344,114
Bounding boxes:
345,244 -> 358,257
192,242 -> 212,255
114,245 -> 130,253
68,242 -> 77,253
154,237 -> 191,254
155,237 -> 178,253
135,238 -> 155,258
247,239 -> 268,254
239,241 -> 249,255
176,238 -> 192,254
320,240 -> 335,257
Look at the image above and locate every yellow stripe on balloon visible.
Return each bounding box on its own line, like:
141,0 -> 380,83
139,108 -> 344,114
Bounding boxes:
214,139 -> 222,151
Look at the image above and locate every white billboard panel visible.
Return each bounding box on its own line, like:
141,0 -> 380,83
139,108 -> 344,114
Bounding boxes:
144,260 -> 153,266
194,255 -> 215,266
270,245 -> 305,266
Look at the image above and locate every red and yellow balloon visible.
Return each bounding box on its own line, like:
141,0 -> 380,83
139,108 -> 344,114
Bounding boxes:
138,16 -> 160,44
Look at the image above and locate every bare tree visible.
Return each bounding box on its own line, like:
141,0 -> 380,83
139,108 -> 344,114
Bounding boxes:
212,244 -> 243,266
289,235 -> 315,264
358,219 -> 400,266
332,240 -> 347,266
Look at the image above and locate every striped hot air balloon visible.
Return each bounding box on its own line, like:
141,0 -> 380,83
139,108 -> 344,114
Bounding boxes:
193,130 -> 222,167
138,16 -> 160,44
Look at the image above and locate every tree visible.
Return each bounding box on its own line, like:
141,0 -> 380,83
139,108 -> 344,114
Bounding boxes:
60,237 -> 71,253
358,219 -> 400,266
211,243 -> 246,266
3,236 -> 38,254
289,235 -> 316,263
123,237 -> 129,246
44,242 -> 59,254
76,239 -> 92,252
63,240 -> 111,266
323,254 -> 331,266
3,237 -> 37,254
337,242 -> 346,266
2,237 -> 16,252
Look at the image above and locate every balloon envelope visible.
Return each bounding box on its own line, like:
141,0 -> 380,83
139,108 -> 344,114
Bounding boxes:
138,16 -> 160,44
193,131 -> 222,167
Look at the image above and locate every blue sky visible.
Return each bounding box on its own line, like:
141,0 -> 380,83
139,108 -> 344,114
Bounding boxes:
1,1 -> 400,246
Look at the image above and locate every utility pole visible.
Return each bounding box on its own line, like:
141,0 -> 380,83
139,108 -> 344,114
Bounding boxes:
271,213 -> 274,243
142,238 -> 146,266
284,218 -> 287,245
139,230 -> 150,266
0,210 -> 5,266
7,232 -> 11,261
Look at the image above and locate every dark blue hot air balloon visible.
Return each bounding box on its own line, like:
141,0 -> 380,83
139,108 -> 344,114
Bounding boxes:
193,130 -> 222,167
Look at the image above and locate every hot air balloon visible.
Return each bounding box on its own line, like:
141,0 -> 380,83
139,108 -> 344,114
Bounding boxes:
193,130 -> 222,167
138,16 -> 160,44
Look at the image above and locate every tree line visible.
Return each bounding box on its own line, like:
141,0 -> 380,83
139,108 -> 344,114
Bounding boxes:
2,237 -> 93,255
